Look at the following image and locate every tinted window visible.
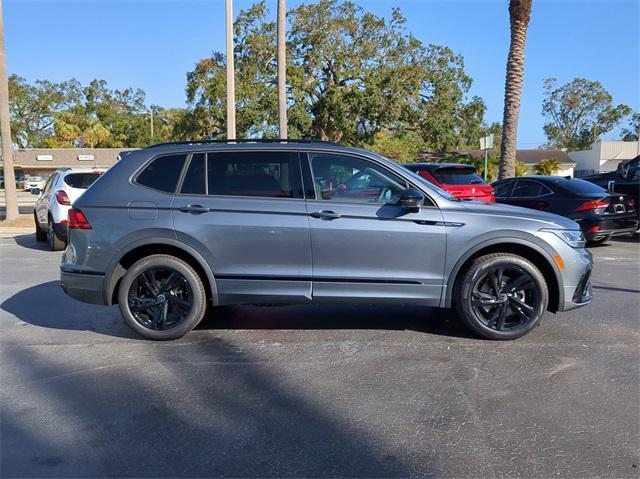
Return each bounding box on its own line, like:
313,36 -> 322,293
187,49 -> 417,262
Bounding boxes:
512,180 -> 543,198
493,182 -> 514,197
207,151 -> 299,198
64,173 -> 102,189
42,174 -> 57,193
310,154 -> 406,204
180,154 -> 206,195
136,154 -> 187,193
432,167 -> 485,185
561,178 -> 609,195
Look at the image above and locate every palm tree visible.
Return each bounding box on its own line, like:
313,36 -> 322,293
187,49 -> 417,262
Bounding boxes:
498,0 -> 533,180
534,158 -> 561,175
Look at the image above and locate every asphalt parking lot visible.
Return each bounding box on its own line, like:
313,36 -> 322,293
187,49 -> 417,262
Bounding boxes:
1,234 -> 639,478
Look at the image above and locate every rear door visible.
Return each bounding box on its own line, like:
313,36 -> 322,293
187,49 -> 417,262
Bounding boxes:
508,179 -> 553,211
172,150 -> 313,304
303,152 -> 446,305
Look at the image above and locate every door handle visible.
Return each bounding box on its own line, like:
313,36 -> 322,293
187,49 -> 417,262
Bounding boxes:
310,210 -> 341,220
178,204 -> 211,214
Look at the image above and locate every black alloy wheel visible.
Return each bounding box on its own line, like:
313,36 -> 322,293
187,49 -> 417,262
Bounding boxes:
127,267 -> 193,331
470,265 -> 539,333
455,253 -> 548,340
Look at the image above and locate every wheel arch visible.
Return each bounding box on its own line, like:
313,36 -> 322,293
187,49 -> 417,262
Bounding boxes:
105,239 -> 219,307
444,239 -> 563,313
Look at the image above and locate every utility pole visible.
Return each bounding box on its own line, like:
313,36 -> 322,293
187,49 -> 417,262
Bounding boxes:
277,0 -> 288,140
150,107 -> 154,141
225,0 -> 236,140
0,1 -> 18,221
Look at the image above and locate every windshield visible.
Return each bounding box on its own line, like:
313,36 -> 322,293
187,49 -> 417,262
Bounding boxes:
432,167 -> 485,185
64,173 -> 102,189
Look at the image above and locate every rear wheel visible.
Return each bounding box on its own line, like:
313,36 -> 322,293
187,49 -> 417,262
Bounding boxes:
34,212 -> 46,242
47,218 -> 65,251
455,253 -> 548,340
117,254 -> 207,340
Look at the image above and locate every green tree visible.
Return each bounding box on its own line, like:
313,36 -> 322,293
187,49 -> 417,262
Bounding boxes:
498,0 -> 533,180
369,131 -> 426,163
185,0 -> 485,148
621,112 -> 639,141
542,77 -> 631,150
8,75 -> 82,147
534,158 -> 561,175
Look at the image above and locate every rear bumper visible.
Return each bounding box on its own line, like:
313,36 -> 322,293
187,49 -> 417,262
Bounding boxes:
60,269 -> 107,305
581,216 -> 639,241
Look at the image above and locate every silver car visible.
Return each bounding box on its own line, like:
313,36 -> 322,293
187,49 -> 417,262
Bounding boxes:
60,140 -> 593,340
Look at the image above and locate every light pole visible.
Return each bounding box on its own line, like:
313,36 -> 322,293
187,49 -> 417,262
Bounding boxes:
225,0 -> 236,140
277,0 -> 287,140
0,1 -> 18,221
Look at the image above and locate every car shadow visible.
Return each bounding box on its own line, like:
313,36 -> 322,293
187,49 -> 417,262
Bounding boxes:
2,281 -> 474,340
201,303 -> 474,339
13,233 -> 51,251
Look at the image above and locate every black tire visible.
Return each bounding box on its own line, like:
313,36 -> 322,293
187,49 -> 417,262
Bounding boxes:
47,218 -> 65,251
34,212 -> 46,242
117,254 -> 207,340
454,253 -> 548,340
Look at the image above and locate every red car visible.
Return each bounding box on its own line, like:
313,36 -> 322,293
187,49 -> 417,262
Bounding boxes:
404,163 -> 496,202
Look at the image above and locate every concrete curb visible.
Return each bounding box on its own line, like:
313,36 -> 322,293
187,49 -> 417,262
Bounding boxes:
0,227 -> 35,236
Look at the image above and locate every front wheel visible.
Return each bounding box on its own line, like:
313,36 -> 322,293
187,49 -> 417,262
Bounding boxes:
454,253 -> 548,340
117,254 -> 207,340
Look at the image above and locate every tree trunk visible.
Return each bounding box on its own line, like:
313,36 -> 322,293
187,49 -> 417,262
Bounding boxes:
499,0 -> 532,180
0,1 -> 18,221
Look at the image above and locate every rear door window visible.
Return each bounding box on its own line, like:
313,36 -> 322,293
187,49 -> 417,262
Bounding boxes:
432,167 -> 484,185
136,154 -> 187,193
207,151 -> 301,198
63,173 -> 102,189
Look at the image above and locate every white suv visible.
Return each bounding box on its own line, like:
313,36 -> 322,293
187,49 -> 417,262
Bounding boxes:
34,168 -> 105,250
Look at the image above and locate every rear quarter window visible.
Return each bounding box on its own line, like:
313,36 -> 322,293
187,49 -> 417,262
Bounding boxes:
136,154 -> 187,193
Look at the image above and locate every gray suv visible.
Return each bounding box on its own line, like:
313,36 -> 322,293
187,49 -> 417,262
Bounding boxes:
60,140 -> 593,340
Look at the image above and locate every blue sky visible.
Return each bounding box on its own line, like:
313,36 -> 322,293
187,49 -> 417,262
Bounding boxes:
4,0 -> 639,147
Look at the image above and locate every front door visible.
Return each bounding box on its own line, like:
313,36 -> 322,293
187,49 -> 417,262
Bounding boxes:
172,150 -> 312,305
304,152 -> 447,305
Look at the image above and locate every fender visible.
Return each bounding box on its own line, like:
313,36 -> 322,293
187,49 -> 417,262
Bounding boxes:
103,235 -> 219,307
440,234 -> 564,310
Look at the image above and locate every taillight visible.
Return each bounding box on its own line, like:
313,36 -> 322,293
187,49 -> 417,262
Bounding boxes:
68,208 -> 92,229
55,190 -> 71,205
574,199 -> 608,212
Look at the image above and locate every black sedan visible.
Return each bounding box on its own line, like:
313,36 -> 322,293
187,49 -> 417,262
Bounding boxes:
492,176 -> 638,245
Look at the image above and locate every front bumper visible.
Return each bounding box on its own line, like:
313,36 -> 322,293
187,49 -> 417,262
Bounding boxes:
559,247 -> 593,312
60,269 -> 107,305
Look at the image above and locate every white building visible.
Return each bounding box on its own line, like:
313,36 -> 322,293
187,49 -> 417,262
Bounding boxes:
570,140 -> 640,177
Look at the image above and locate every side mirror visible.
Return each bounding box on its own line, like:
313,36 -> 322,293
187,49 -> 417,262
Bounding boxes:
400,187 -> 424,213
30,188 -> 41,196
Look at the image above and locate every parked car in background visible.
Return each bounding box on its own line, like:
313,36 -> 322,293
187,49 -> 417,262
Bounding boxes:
34,168 -> 105,250
492,176 -> 638,245
61,140 -> 592,341
24,176 -> 45,190
403,163 -> 495,202
581,155 -> 639,221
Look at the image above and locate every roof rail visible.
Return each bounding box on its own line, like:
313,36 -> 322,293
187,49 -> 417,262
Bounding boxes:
145,138 -> 340,149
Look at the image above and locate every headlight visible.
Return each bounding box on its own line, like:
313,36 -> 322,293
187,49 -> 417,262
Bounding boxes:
540,229 -> 586,248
